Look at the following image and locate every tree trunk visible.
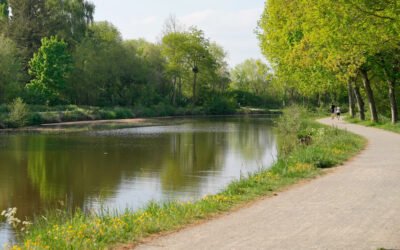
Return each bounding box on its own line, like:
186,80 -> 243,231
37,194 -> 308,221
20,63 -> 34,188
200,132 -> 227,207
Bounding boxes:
347,79 -> 356,118
360,69 -> 379,122
353,82 -> 365,121
382,67 -> 398,124
178,77 -> 182,101
172,76 -> 177,106
387,79 -> 398,124
192,72 -> 197,104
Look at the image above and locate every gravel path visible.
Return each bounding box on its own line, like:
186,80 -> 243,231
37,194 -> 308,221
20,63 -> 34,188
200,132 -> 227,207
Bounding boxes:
135,118 -> 400,250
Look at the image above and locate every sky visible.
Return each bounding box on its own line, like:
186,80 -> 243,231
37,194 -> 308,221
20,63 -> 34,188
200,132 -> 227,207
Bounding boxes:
91,0 -> 266,67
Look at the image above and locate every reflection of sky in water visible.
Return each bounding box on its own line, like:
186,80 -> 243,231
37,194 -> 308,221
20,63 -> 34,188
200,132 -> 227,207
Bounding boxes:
0,224 -> 15,249
0,117 -> 277,244
88,123 -> 277,213
90,124 -> 238,137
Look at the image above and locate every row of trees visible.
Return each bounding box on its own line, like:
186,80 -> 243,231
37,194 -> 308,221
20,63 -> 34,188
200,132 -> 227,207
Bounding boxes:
0,0 -> 276,110
258,0 -> 400,123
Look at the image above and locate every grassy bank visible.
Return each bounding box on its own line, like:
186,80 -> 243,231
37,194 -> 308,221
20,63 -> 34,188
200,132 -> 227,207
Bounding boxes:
0,103 -> 280,129
346,116 -> 400,134
4,107 -> 366,250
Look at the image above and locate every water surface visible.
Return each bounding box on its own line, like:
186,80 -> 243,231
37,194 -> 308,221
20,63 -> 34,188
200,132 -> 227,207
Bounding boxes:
0,116 -> 277,246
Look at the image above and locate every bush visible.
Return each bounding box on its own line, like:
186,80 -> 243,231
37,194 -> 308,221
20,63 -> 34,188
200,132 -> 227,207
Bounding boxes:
27,113 -> 43,125
228,90 -> 263,107
275,105 -> 309,156
204,96 -> 236,115
7,98 -> 28,128
113,107 -> 134,119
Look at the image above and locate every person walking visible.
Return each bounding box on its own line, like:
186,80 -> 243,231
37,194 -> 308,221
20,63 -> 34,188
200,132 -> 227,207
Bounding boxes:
336,106 -> 341,120
330,103 -> 336,119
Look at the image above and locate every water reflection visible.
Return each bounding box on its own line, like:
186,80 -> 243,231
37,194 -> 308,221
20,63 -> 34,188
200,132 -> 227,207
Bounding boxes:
0,116 -> 277,245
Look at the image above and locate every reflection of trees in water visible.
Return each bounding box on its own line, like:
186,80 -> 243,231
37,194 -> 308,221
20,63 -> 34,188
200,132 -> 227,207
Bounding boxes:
0,118 -> 276,221
0,136 -> 46,219
229,118 -> 276,162
160,131 -> 227,191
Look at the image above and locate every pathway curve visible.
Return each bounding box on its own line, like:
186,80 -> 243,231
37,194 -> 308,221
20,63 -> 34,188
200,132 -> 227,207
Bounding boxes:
135,118 -> 400,250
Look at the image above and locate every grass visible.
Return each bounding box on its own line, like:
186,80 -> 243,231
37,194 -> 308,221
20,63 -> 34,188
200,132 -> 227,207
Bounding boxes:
5,110 -> 366,250
346,115 -> 400,134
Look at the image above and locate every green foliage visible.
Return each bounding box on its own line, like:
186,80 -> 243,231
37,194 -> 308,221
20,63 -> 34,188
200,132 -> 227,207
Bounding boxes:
7,0 -> 93,60
0,1 -> 284,127
7,97 -> 28,127
258,0 -> 400,122
161,25 -> 229,105
275,105 -> 309,156
0,35 -> 23,103
230,59 -> 272,96
26,36 -> 72,105
203,95 -> 236,115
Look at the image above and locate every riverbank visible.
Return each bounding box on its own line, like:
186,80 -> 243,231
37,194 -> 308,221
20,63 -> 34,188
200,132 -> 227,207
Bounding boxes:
0,104 -> 281,131
4,112 -> 366,250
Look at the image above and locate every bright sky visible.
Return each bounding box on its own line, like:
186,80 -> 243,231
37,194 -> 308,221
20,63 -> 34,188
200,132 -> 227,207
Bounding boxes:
91,0 -> 266,67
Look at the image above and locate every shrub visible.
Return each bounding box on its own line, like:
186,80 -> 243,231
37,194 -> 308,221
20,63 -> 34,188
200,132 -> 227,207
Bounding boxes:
204,96 -> 236,115
275,105 -> 308,156
7,98 -> 28,128
113,107 -> 134,119
27,113 -> 43,125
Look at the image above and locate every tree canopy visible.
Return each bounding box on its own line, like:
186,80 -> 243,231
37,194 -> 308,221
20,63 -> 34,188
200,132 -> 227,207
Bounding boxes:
258,0 -> 400,123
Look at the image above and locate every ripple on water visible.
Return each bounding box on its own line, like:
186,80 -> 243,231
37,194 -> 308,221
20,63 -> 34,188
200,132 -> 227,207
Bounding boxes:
89,124 -> 237,137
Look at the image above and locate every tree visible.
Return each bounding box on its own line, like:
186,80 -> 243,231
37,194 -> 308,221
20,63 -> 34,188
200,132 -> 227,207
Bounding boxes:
0,0 -> 8,17
231,59 -> 272,96
26,36 -> 72,104
45,0 -> 95,46
7,0 -> 48,61
69,21 -> 141,106
207,42 -> 230,92
258,0 -> 400,122
0,35 -> 23,103
161,31 -> 188,105
124,39 -> 167,104
184,27 -> 214,104
0,0 -> 8,32
7,0 -> 94,63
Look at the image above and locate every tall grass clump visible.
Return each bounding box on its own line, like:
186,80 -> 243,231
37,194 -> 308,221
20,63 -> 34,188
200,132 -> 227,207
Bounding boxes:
7,98 -> 28,128
275,105 -> 309,157
6,107 -> 366,249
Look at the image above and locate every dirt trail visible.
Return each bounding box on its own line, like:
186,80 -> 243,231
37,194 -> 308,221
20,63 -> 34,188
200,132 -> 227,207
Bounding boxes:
135,118 -> 400,250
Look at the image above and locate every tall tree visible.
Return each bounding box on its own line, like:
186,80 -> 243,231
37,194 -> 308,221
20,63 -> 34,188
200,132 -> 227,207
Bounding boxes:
7,0 -> 94,62
0,35 -> 23,103
69,21 -> 138,106
258,0 -> 400,122
8,0 -> 48,61
0,0 -> 8,30
184,27 -> 214,104
26,36 -> 72,104
231,59 -> 272,96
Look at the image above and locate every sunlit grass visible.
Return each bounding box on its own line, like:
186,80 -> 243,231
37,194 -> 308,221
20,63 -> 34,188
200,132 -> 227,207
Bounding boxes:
346,116 -> 400,134
5,118 -> 366,250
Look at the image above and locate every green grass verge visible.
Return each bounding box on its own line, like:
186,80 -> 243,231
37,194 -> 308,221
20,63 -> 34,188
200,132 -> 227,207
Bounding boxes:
6,120 -> 366,250
346,116 -> 400,134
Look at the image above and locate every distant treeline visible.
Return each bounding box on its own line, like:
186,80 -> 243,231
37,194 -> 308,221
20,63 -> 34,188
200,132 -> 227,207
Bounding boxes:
0,0 -> 279,112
